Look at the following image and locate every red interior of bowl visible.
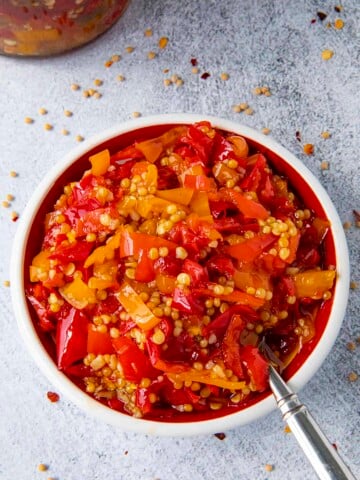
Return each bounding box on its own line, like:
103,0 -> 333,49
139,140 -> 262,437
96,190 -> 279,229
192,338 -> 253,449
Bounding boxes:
23,123 -> 336,422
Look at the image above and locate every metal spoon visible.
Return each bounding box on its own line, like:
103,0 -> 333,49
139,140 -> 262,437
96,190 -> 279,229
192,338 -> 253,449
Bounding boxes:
269,365 -> 357,480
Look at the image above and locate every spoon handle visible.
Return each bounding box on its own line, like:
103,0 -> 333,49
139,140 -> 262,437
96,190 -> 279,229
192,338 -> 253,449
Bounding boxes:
269,366 -> 356,480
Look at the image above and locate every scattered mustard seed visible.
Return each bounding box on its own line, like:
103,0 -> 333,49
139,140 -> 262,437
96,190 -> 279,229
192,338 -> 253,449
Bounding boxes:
38,108 -> 47,115
163,68 -> 170,73
71,83 -> 80,91
61,129 -> 69,136
334,18 -> 344,29
3,280 -> 10,287
158,37 -> 168,49
88,88 -> 96,96
24,117 -> 34,124
163,79 -> 171,87
350,281 -> 358,290
192,67 -> 199,74
348,371 -> 358,382
75,135 -> 84,142
93,79 -> 103,87
253,87 -> 262,95
232,104 -> 241,113
111,54 -> 120,62
170,74 -> 179,83
264,90 -> 272,97
343,221 -> 352,230
264,464 -> 274,472
284,425 -> 292,434
303,143 -> 314,155
220,72 -> 229,81
347,342 -> 356,351
37,463 -> 48,472
132,111 -> 141,118
145,28 -> 153,37
239,102 -> 248,110
64,110 -> 73,117
261,86 -> 270,94
321,161 -> 329,170
9,170 -> 18,177
322,49 -> 334,60
125,46 -> 134,53
262,127 -> 271,135
147,51 -> 156,60
94,92 -> 102,99
116,74 -> 125,82
82,90 -> 90,98
1,201 -> 10,208
321,131 -> 331,139
175,78 -> 184,87
244,107 -> 254,115
44,123 -> 53,131
6,194 -> 14,201
104,60 -> 113,68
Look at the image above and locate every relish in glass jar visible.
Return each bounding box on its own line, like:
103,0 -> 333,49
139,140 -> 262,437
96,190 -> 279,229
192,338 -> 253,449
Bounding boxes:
0,0 -> 129,56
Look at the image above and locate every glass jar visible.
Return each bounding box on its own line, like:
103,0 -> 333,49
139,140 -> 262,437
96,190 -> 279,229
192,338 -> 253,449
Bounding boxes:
0,0 -> 129,56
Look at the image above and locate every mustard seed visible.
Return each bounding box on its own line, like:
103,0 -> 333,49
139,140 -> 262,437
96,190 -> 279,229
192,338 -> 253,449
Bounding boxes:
9,170 -> 18,177
117,75 -> 125,82
94,79 -> 103,87
132,111 -> 141,118
147,51 -> 156,60
244,107 -> 254,115
303,143 -> 314,155
220,72 -> 229,81
44,123 -> 53,131
111,54 -> 120,62
350,281 -> 358,290
61,129 -> 69,136
321,131 -> 331,139
38,108 -> 47,115
322,49 -> 334,60
334,19 -> 344,29
192,67 -> 199,74
321,161 -> 329,170
348,371 -> 358,382
163,79 -> 171,87
37,463 -> 48,472
24,117 -> 34,124
75,135 -> 84,142
71,83 -> 80,91
159,37 -> 168,49
262,127 -> 271,135
3,280 -> 10,287
125,46 -> 134,53
145,28 -> 153,37
232,104 -> 241,113
64,110 -> 73,117
2,201 -> 10,208
264,464 -> 274,472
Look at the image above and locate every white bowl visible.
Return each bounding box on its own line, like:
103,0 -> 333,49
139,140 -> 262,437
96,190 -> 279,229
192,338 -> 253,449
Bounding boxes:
10,114 -> 350,436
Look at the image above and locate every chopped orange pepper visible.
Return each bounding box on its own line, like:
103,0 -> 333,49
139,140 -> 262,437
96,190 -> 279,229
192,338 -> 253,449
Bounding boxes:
135,140 -> 163,163
156,274 -> 177,294
89,149 -> 110,176
190,191 -> 213,221
156,187 -> 194,205
219,188 -> 269,220
227,135 -> 249,158
117,283 -> 162,330
292,270 -> 336,299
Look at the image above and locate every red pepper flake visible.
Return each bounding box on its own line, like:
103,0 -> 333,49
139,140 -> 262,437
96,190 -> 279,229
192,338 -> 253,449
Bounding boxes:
295,131 -> 302,142
353,210 -> 360,222
124,450 -> 129,455
311,18 -> 317,24
201,72 -> 211,80
214,432 -> 226,440
190,58 -> 198,66
332,443 -> 338,451
47,391 -> 60,403
317,11 -> 328,21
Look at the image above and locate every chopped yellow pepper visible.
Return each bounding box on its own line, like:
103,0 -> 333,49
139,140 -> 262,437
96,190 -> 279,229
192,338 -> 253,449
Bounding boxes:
59,276 -> 97,309
292,270 -> 336,299
116,283 -> 162,330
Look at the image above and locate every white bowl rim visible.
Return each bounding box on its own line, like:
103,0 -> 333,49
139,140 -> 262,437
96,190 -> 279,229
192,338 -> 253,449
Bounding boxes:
10,113 -> 350,436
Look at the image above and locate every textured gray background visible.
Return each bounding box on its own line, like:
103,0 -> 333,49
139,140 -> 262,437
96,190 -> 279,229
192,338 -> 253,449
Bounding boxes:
0,1 -> 359,479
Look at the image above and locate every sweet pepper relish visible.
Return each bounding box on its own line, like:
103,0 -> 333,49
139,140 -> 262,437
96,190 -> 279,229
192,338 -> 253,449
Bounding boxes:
27,122 -> 336,419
